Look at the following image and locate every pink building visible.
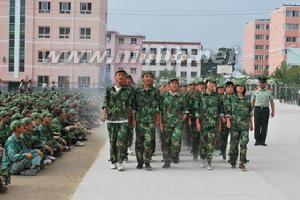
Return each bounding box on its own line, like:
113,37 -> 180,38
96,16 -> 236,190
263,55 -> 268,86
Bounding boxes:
0,0 -> 107,89
106,31 -> 145,83
243,4 -> 300,76
243,19 -> 270,76
269,5 -> 300,73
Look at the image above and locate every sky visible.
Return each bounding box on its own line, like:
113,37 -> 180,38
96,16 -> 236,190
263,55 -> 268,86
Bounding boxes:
108,0 -> 300,69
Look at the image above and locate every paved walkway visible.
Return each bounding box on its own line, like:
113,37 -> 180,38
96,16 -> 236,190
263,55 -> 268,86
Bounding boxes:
72,101 -> 300,200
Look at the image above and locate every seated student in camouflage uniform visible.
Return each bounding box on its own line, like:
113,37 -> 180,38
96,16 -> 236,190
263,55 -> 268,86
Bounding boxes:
227,80 -> 253,171
102,69 -> 133,171
20,118 -> 44,165
39,112 -> 63,157
160,77 -> 188,168
2,120 -> 41,176
31,113 -> 54,164
0,111 -> 11,149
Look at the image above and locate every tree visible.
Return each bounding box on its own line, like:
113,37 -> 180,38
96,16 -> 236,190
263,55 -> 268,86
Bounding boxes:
286,66 -> 300,84
271,61 -> 289,82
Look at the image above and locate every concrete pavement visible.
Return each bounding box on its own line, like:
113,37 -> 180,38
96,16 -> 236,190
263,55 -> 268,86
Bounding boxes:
72,101 -> 300,200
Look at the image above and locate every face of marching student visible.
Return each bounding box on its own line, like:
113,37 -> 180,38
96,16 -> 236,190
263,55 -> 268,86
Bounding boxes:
169,80 -> 179,92
115,72 -> 126,86
226,85 -> 234,94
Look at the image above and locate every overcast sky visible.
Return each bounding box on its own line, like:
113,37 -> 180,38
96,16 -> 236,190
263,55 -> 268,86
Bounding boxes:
108,0 -> 299,68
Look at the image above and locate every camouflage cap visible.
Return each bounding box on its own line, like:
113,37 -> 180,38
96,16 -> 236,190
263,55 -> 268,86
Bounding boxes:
11,113 -> 23,121
31,113 -> 42,119
258,76 -> 268,83
10,120 -> 22,131
217,82 -> 225,88
21,117 -> 32,125
168,76 -> 179,83
69,109 -> 77,115
142,71 -> 155,78
206,77 -> 217,83
41,111 -> 53,118
235,79 -> 246,86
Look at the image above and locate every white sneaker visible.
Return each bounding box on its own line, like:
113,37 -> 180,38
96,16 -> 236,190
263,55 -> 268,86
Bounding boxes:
207,164 -> 213,170
75,141 -> 85,147
46,156 -> 56,161
43,159 -> 52,165
117,163 -> 124,171
200,159 -> 206,168
110,163 -> 117,169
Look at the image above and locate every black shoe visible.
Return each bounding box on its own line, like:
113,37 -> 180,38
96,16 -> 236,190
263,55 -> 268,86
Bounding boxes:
231,163 -> 236,168
136,163 -> 143,169
261,143 -> 267,146
162,162 -> 170,168
173,154 -> 180,164
254,142 -> 260,146
145,162 -> 152,170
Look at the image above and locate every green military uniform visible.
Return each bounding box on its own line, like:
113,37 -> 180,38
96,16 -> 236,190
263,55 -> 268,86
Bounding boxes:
195,90 -> 223,165
228,83 -> 252,165
160,90 -> 187,165
103,85 -> 132,164
133,84 -> 160,166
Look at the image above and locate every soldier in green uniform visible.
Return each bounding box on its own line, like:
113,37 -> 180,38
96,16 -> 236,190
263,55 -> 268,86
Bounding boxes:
220,81 -> 235,160
251,77 -> 275,146
215,82 -> 225,156
160,77 -> 188,168
133,71 -> 160,170
2,120 -> 41,176
227,80 -> 253,171
195,77 -> 223,170
102,70 -> 133,171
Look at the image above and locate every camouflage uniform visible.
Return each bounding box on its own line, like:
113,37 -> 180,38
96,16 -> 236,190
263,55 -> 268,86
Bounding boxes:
103,86 -> 132,164
38,124 -> 60,152
195,91 -> 223,164
190,92 -> 201,159
160,91 -> 187,163
133,85 -> 160,165
228,96 -> 252,165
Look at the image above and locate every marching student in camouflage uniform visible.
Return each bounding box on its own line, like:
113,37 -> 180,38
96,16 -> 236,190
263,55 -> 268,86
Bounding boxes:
102,70 -> 133,171
133,71 -> 160,170
195,77 -> 223,170
220,81 -> 235,160
215,82 -> 225,156
227,80 -> 253,171
160,78 -> 188,168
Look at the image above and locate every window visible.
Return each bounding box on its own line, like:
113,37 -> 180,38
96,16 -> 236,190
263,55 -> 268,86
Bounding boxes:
141,59 -> 145,65
191,49 -> 198,55
160,60 -> 167,65
255,24 -> 265,30
286,36 -> 297,42
106,49 -> 111,57
286,10 -> 300,17
39,1 -> 50,13
171,60 -> 177,66
181,48 -> 188,55
80,28 -> 91,39
118,37 -> 124,44
285,23 -> 299,30
180,71 -> 187,78
79,51 -> 91,64
38,51 -> 50,63
255,34 -> 264,40
106,34 -> 111,42
161,48 -> 167,55
38,26 -> 50,38
150,59 -> 156,65
60,2 -> 71,14
37,76 -> 49,87
130,52 -> 137,58
191,60 -> 197,67
191,72 -> 197,78
58,51 -> 71,63
130,68 -> 136,74
266,35 -> 269,40
254,55 -> 264,60
255,45 -> 264,50
254,65 -> 259,70
265,55 -> 269,60
266,24 -> 269,30
266,45 -> 269,50
150,48 -> 157,54
78,76 -> 90,88
181,60 -> 187,67
131,38 -> 137,44
142,48 -> 146,53
80,2 -> 92,14
59,27 -> 70,38
58,76 -> 70,89
171,48 -> 177,54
